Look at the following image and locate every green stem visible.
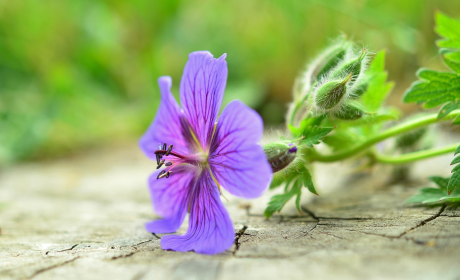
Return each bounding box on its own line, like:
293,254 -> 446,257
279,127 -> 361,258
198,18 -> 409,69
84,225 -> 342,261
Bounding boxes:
310,110 -> 460,162
373,143 -> 459,165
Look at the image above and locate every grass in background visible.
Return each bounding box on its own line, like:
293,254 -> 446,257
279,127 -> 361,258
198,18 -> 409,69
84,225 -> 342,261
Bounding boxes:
0,0 -> 459,164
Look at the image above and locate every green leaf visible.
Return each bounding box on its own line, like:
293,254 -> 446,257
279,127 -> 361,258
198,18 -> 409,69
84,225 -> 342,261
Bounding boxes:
301,167 -> 318,195
300,126 -> 334,147
403,75 -> 460,108
451,164 -> 460,173
435,12 -> 460,49
439,196 -> 460,203
405,175 -> 460,205
453,114 -> 460,125
438,101 -> 460,119
264,163 -> 318,218
455,145 -> 460,156
295,191 -> 302,213
428,175 -> 450,190
360,51 -> 394,112
404,13 -> 460,110
405,187 -> 444,205
264,183 -> 300,218
451,155 -> 460,165
447,171 -> 460,195
417,69 -> 457,82
443,56 -> 460,74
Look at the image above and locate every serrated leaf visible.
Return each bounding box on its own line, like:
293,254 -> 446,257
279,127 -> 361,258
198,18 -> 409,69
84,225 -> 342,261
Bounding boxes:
435,12 -> 460,49
417,69 -> 457,82
404,13 -> 460,110
438,101 -> 460,119
428,175 -> 450,190
264,182 -> 300,218
452,164 -> 460,174
265,163 -> 318,218
455,145 -> 460,156
403,76 -> 460,108
447,171 -> 460,195
300,126 -> 334,147
443,56 -> 460,74
451,155 -> 460,165
405,188 -> 444,204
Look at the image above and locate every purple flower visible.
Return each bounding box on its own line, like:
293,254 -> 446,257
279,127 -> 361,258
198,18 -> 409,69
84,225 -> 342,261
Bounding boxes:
139,51 -> 272,254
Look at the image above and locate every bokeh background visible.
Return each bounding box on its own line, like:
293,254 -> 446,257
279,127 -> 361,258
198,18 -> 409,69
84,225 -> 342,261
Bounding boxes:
1,0 -> 459,165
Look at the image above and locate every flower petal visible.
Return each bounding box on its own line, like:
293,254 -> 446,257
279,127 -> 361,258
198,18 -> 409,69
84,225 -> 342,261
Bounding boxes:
139,76 -> 189,159
209,101 -> 272,199
161,172 -> 234,254
145,167 -> 193,233
179,51 -> 228,150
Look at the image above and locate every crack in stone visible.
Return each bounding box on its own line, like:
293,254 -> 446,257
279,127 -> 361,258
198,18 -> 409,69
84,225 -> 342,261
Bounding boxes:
397,204 -> 446,238
26,257 -> 80,279
45,244 -> 78,255
233,225 -> 248,255
345,228 -> 436,246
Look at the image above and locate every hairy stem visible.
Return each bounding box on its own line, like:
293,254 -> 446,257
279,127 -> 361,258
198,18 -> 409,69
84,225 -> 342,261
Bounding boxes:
310,110 -> 460,162
373,143 -> 458,164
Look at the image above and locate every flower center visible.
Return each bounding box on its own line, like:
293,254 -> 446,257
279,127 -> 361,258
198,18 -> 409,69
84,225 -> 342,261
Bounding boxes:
154,142 -> 208,179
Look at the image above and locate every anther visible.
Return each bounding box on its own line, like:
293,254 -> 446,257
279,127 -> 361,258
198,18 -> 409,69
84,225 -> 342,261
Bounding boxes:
162,143 -> 167,150
158,170 -> 170,179
156,160 -> 165,169
165,144 -> 173,156
165,162 -> 172,167
156,170 -> 166,179
155,154 -> 160,165
158,143 -> 163,150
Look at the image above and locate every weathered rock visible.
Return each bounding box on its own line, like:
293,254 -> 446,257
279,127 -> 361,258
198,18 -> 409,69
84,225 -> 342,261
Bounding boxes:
0,139 -> 459,280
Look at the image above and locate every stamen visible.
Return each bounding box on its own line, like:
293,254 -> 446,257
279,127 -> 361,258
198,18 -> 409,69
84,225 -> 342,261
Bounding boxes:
156,170 -> 166,179
165,144 -> 173,156
158,171 -> 169,179
166,172 -> 170,178
155,154 -> 160,165
156,159 -> 165,169
165,162 -> 172,166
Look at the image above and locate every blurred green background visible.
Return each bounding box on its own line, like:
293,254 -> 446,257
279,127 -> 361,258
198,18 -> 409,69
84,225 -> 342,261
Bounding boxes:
1,0 -> 459,164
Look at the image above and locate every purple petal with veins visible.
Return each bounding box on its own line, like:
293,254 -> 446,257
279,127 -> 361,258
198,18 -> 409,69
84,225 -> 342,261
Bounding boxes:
209,101 -> 272,199
180,51 -> 227,150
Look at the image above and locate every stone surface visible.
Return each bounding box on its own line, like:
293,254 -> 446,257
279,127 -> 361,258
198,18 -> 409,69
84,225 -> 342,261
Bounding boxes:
0,142 -> 459,280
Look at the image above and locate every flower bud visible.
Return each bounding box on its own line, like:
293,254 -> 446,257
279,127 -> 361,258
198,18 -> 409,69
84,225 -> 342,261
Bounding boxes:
335,101 -> 365,120
314,74 -> 352,110
330,48 -> 367,85
263,142 -> 298,173
315,45 -> 349,80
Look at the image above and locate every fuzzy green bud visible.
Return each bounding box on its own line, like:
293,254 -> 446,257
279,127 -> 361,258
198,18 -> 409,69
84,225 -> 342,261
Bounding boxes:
330,48 -> 367,84
335,101 -> 365,120
263,142 -> 298,173
314,74 -> 352,110
315,46 -> 348,80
